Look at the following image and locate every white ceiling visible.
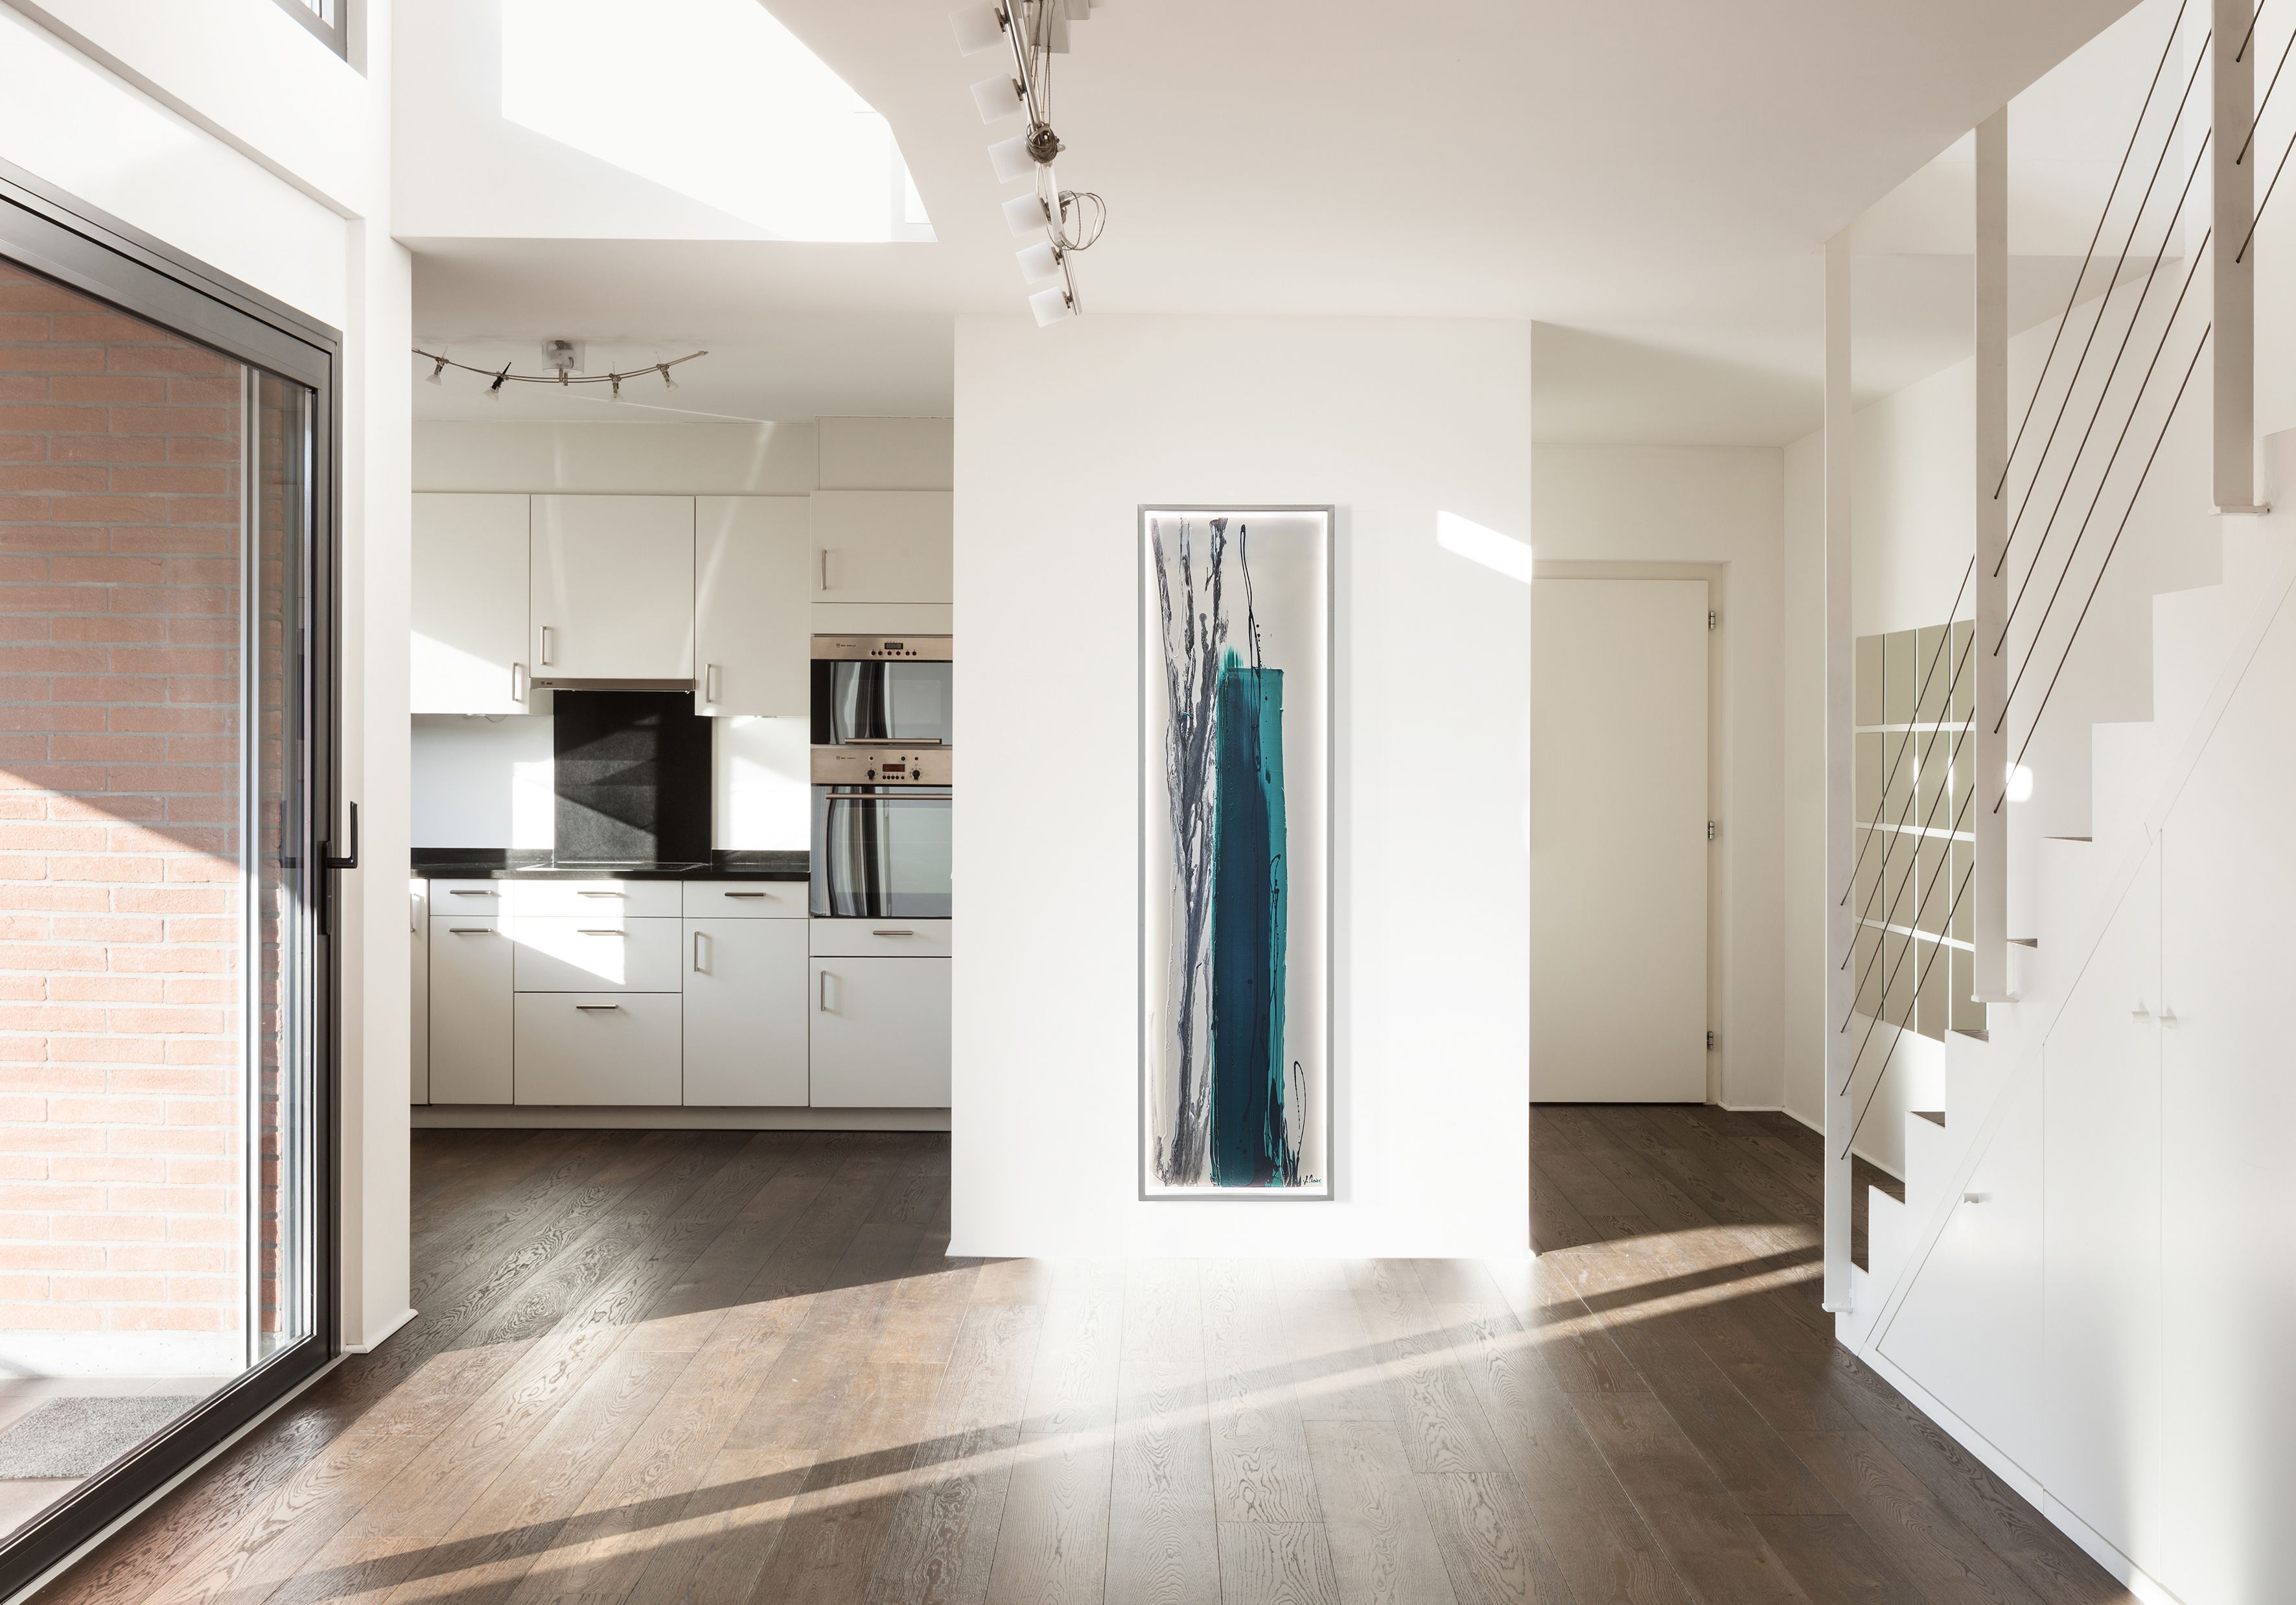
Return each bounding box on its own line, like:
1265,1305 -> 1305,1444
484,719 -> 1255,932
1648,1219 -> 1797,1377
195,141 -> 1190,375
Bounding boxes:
408,0 -> 2159,441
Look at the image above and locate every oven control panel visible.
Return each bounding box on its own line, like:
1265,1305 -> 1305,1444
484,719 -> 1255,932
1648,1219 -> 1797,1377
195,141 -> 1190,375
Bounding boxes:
810,634 -> 953,662
811,747 -> 953,786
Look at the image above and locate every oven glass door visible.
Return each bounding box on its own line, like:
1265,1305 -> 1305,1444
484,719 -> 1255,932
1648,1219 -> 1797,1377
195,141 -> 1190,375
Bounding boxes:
811,785 -> 953,917
811,659 -> 955,746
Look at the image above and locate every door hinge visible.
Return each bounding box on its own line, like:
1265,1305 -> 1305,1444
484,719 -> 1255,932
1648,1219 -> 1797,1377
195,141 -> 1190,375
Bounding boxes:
1708,610 -> 1717,631
1706,1031 -> 1717,1051
1707,819 -> 1717,841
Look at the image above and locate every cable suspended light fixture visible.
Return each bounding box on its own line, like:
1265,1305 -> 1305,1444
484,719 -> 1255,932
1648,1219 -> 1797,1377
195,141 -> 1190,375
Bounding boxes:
951,0 -> 1107,325
410,342 -> 708,401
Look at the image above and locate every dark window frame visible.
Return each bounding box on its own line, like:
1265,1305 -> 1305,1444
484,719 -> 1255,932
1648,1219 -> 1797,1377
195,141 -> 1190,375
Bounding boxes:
0,154 -> 345,1600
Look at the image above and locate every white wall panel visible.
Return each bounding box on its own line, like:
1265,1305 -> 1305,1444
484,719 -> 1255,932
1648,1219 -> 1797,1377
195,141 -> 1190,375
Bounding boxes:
951,313 -> 1531,1259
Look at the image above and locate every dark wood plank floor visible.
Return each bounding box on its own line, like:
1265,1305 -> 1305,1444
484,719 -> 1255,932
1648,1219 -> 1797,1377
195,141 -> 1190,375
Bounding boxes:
30,1110 -> 2131,1604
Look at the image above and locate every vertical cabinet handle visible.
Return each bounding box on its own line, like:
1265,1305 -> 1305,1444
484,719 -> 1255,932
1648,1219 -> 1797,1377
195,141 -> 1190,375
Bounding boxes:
818,969 -> 831,1012
693,930 -> 707,972
512,661 -> 528,703
818,549 -> 830,592
706,663 -> 721,704
540,625 -> 553,666
411,892 -> 421,933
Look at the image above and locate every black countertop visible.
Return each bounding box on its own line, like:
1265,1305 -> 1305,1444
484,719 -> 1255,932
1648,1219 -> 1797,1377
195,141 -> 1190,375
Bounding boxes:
411,849 -> 809,882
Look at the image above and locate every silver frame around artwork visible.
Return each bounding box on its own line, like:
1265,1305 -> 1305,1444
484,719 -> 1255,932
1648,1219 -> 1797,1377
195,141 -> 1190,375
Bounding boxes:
1136,504 -> 1336,1202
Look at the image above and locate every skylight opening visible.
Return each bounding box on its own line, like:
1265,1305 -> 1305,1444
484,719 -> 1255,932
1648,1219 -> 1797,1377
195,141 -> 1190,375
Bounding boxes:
500,0 -> 933,242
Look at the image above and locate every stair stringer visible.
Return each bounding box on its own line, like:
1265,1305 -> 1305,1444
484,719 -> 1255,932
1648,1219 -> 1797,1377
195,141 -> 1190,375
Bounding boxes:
1836,435 -> 2296,1597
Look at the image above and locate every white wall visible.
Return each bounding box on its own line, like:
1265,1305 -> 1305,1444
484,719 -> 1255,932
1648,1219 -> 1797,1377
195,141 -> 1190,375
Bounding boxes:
951,313 -> 1532,1259
1531,447 -> 1787,1112
0,0 -> 412,1351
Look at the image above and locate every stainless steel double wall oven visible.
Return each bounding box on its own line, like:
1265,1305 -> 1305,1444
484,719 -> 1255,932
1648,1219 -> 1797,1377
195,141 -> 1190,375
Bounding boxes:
810,635 -> 952,917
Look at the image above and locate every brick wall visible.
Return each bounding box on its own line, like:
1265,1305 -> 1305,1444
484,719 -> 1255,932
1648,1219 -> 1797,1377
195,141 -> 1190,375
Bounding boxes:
0,258 -> 245,1377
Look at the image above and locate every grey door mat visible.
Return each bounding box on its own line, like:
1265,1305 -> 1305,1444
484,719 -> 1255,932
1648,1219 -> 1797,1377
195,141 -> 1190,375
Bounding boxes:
0,1396 -> 202,1479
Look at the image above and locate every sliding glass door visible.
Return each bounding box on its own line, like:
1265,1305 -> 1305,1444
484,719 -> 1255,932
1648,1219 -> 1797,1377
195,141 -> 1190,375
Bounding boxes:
0,176 -> 337,1594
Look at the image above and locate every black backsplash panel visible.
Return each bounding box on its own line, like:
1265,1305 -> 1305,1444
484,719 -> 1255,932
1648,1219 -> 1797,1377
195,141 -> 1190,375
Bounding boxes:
551,692 -> 712,863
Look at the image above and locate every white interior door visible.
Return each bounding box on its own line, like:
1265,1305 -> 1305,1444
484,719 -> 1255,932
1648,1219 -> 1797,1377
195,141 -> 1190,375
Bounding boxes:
1529,578 -> 1708,1101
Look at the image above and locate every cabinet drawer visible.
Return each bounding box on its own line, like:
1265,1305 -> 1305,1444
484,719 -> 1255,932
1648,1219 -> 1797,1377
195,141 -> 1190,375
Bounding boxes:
809,919 -> 951,957
513,916 -> 684,992
684,919 -> 809,1106
434,879 -> 510,912
513,992 -> 682,1105
683,880 -> 807,919
511,880 -> 682,918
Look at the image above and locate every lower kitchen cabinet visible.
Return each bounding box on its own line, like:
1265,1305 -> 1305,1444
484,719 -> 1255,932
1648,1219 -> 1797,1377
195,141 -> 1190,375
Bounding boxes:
807,957 -> 951,1107
684,918 -> 809,1106
514,992 -> 683,1105
429,917 -> 512,1103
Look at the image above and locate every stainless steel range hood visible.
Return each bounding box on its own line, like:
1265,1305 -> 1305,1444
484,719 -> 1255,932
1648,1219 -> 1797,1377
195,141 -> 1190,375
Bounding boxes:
531,677 -> 696,693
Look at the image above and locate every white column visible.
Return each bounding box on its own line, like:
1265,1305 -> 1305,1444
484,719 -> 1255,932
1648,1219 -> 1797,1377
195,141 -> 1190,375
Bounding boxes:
1975,108 -> 2010,1002
1822,231 -> 1853,1315
2216,0 -> 2264,512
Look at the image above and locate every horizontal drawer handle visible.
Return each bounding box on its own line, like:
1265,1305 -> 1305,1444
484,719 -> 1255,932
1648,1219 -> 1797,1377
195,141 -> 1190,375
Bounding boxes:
447,927 -> 493,935
872,929 -> 916,937
449,889 -> 498,896
723,891 -> 769,899
577,891 -> 627,898
576,928 -> 627,936
574,1003 -> 621,1012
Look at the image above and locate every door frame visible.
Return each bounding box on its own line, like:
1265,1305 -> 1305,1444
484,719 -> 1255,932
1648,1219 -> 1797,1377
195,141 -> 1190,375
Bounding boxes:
0,159 -> 343,1597
1533,559 -> 1725,1103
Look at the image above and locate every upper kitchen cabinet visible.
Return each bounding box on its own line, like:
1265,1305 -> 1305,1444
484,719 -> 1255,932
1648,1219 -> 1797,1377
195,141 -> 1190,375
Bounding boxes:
695,497 -> 809,716
412,494 -> 530,714
811,491 -> 953,605
531,495 -> 695,683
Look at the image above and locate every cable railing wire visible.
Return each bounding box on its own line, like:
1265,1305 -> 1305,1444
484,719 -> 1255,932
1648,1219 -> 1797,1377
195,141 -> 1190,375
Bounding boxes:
1998,32 -> 2212,573
1841,862 -> 1977,1160
2238,20 -> 2295,162
1841,627 -> 1978,936
1838,701 -> 1976,1033
1997,326 -> 2212,812
1838,774 -> 1977,1084
1997,0 -> 2192,501
1833,559 -> 1973,907
2000,233 -> 2212,720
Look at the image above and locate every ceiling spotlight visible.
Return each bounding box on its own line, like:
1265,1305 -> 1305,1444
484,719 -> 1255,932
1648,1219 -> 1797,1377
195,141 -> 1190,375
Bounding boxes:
425,355 -> 447,386
1003,188 -> 1052,236
988,132 -> 1037,183
609,374 -> 625,403
485,365 -> 509,400
971,75 -> 1023,123
1016,239 -> 1061,283
657,363 -> 678,392
1029,284 -> 1076,327
950,3 -> 1004,54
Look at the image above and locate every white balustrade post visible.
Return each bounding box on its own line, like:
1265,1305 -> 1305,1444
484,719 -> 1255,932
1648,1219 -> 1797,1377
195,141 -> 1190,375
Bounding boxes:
1975,108 -> 2011,1003
1823,231 -> 1854,1315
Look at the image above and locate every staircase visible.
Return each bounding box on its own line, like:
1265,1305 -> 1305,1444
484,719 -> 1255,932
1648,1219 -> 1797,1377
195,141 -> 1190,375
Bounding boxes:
1831,427 -> 2296,1595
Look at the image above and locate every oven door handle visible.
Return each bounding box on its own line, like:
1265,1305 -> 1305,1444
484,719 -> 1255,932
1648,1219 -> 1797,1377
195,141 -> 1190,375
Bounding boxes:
823,791 -> 951,801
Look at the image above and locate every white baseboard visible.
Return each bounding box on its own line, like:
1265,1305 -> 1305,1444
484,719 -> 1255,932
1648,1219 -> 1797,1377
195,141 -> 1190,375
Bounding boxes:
342,1307 -> 417,1355
411,1105 -> 951,1132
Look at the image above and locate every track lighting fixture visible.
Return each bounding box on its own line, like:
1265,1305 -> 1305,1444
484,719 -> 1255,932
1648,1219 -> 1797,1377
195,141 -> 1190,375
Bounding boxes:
951,1 -> 1106,324
412,345 -> 708,397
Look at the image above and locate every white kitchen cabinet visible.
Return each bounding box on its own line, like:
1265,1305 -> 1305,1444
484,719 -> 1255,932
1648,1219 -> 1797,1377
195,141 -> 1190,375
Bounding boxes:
410,879 -> 430,1104
695,497 -> 809,716
412,494 -> 530,713
684,919 -> 809,1106
809,919 -> 951,957
510,879 -> 680,918
807,956 -> 951,1107
428,917 -> 513,1103
513,993 -> 683,1105
531,495 -> 695,681
512,916 -> 684,993
809,491 -> 953,605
